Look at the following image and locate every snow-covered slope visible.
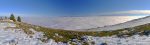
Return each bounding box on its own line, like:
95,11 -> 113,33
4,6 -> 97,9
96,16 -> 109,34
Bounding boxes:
86,16 -> 150,31
84,35 -> 150,45
2,20 -> 150,45
0,22 -> 68,45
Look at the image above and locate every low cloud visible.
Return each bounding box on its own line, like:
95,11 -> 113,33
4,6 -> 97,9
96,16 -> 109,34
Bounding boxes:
98,10 -> 150,16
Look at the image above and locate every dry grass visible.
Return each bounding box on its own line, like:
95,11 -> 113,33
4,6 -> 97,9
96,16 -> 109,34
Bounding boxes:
12,22 -> 150,45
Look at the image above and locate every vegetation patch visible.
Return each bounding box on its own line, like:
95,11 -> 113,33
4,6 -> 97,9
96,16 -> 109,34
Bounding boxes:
13,22 -> 150,45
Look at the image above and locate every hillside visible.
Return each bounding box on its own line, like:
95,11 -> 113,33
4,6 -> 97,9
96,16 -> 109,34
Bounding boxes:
86,16 -> 150,31
0,20 -> 103,45
2,16 -> 150,45
17,19 -> 150,45
0,21 -> 69,45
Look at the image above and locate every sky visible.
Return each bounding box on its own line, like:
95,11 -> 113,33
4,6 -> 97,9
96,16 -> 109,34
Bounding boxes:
0,0 -> 150,17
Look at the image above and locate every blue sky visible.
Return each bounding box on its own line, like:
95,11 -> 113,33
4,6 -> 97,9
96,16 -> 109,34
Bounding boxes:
0,0 -> 150,17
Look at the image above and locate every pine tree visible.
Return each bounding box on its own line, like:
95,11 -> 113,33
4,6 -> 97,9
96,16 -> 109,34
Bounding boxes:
10,14 -> 16,22
17,16 -> 21,22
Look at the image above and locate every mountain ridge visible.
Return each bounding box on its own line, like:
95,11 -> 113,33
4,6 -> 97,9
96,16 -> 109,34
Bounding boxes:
84,15 -> 150,31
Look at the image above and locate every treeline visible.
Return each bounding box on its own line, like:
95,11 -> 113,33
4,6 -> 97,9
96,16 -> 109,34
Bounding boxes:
9,14 -> 21,22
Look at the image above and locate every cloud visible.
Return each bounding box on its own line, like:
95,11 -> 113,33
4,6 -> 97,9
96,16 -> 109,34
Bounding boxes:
98,10 -> 150,16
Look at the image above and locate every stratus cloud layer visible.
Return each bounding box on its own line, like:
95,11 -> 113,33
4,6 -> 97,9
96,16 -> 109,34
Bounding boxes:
99,10 -> 150,15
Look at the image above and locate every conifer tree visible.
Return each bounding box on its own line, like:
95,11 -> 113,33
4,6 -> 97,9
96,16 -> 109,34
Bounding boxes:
10,14 -> 16,22
17,16 -> 21,22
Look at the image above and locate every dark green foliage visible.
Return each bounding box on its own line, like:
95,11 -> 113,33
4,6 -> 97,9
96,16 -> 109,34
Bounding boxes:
17,16 -> 21,22
10,14 -> 16,22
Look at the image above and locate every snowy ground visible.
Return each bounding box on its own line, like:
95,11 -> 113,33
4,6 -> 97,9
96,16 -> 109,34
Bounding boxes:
1,20 -> 150,45
0,22 -> 68,45
2,26 -> 150,45
85,35 -> 150,45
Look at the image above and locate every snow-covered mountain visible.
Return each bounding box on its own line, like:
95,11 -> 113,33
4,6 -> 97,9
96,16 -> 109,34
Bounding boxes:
86,16 -> 150,31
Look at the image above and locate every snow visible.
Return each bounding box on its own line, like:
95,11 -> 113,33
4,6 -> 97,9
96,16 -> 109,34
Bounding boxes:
0,22 -> 15,28
87,16 -> 150,31
2,16 -> 150,45
0,22 -> 68,45
84,35 -> 150,45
